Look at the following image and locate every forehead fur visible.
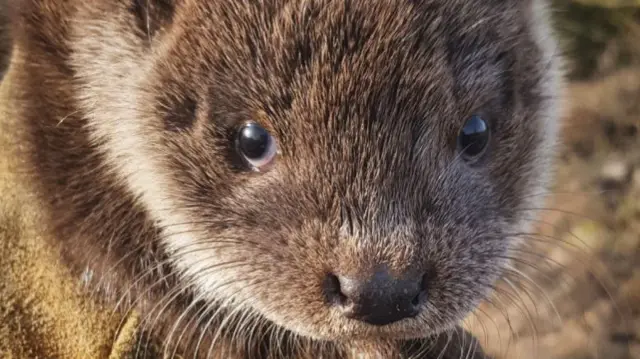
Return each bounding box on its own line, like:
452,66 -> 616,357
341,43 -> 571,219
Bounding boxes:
158,0 -> 530,117
150,0 -> 546,177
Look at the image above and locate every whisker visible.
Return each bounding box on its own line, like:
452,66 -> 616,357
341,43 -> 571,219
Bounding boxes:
109,247 -> 244,318
92,231 -> 267,296
503,260 -> 565,326
508,236 -> 624,321
495,280 -> 540,357
488,286 -> 526,358
484,288 -> 519,359
200,279 -> 275,359
467,307 -> 491,355
133,259 -> 256,358
515,207 -> 611,228
435,328 -> 454,359
166,293 -> 212,358
518,188 -> 613,201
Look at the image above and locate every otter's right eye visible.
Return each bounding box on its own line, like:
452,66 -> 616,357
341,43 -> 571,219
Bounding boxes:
457,115 -> 490,162
236,122 -> 277,171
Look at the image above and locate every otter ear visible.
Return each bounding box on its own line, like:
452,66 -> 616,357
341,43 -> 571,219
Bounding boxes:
131,0 -> 175,40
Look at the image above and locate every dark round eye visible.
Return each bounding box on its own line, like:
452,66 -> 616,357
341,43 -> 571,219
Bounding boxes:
236,122 -> 277,171
457,115 -> 490,161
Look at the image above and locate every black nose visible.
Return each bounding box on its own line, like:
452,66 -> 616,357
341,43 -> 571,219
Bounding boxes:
323,269 -> 428,326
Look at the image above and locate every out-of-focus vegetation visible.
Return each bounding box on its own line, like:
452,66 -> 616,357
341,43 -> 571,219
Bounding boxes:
572,0 -> 640,7
553,0 -> 640,79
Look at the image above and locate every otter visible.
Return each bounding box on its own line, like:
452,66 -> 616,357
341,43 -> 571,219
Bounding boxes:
4,0 -> 564,357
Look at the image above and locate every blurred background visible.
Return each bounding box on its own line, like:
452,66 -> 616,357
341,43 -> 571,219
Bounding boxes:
465,1 -> 640,358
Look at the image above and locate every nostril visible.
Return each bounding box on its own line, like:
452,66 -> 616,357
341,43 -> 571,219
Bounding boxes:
411,272 -> 431,307
323,273 -> 347,305
410,293 -> 421,307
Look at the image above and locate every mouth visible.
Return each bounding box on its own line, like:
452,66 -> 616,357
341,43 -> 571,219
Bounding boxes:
308,317 -> 449,344
271,298 -> 449,342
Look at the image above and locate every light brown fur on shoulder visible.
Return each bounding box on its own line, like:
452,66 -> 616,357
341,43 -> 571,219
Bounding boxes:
4,0 -> 563,357
0,47 -> 144,359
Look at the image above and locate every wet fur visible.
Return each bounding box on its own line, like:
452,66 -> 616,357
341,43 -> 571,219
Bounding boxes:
4,0 -> 563,358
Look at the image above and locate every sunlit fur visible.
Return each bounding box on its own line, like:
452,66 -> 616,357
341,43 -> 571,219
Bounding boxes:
6,0 -> 563,357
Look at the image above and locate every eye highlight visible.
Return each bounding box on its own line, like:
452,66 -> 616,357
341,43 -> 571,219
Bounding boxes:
236,122 -> 278,171
457,115 -> 490,162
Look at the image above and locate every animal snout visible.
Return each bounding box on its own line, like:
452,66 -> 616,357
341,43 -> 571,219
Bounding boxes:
323,268 -> 430,326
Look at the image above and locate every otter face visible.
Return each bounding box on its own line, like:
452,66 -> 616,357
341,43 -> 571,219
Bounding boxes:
73,0 -> 562,342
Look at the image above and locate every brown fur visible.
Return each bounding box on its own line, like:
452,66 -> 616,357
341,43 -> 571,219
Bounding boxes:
4,0 -> 563,358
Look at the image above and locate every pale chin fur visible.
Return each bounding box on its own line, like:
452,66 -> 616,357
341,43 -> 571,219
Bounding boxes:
70,0 -> 564,344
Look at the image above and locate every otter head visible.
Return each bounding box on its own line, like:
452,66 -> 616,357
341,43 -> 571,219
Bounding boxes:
72,0 -> 562,343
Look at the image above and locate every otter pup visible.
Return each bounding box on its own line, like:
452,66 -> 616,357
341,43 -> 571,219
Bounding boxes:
5,0 -> 563,357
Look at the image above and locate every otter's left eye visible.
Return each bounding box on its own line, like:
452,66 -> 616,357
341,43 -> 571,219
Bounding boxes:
457,115 -> 490,161
236,122 -> 277,171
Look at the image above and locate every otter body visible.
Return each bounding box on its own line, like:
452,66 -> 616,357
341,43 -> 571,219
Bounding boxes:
6,0 -> 563,358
